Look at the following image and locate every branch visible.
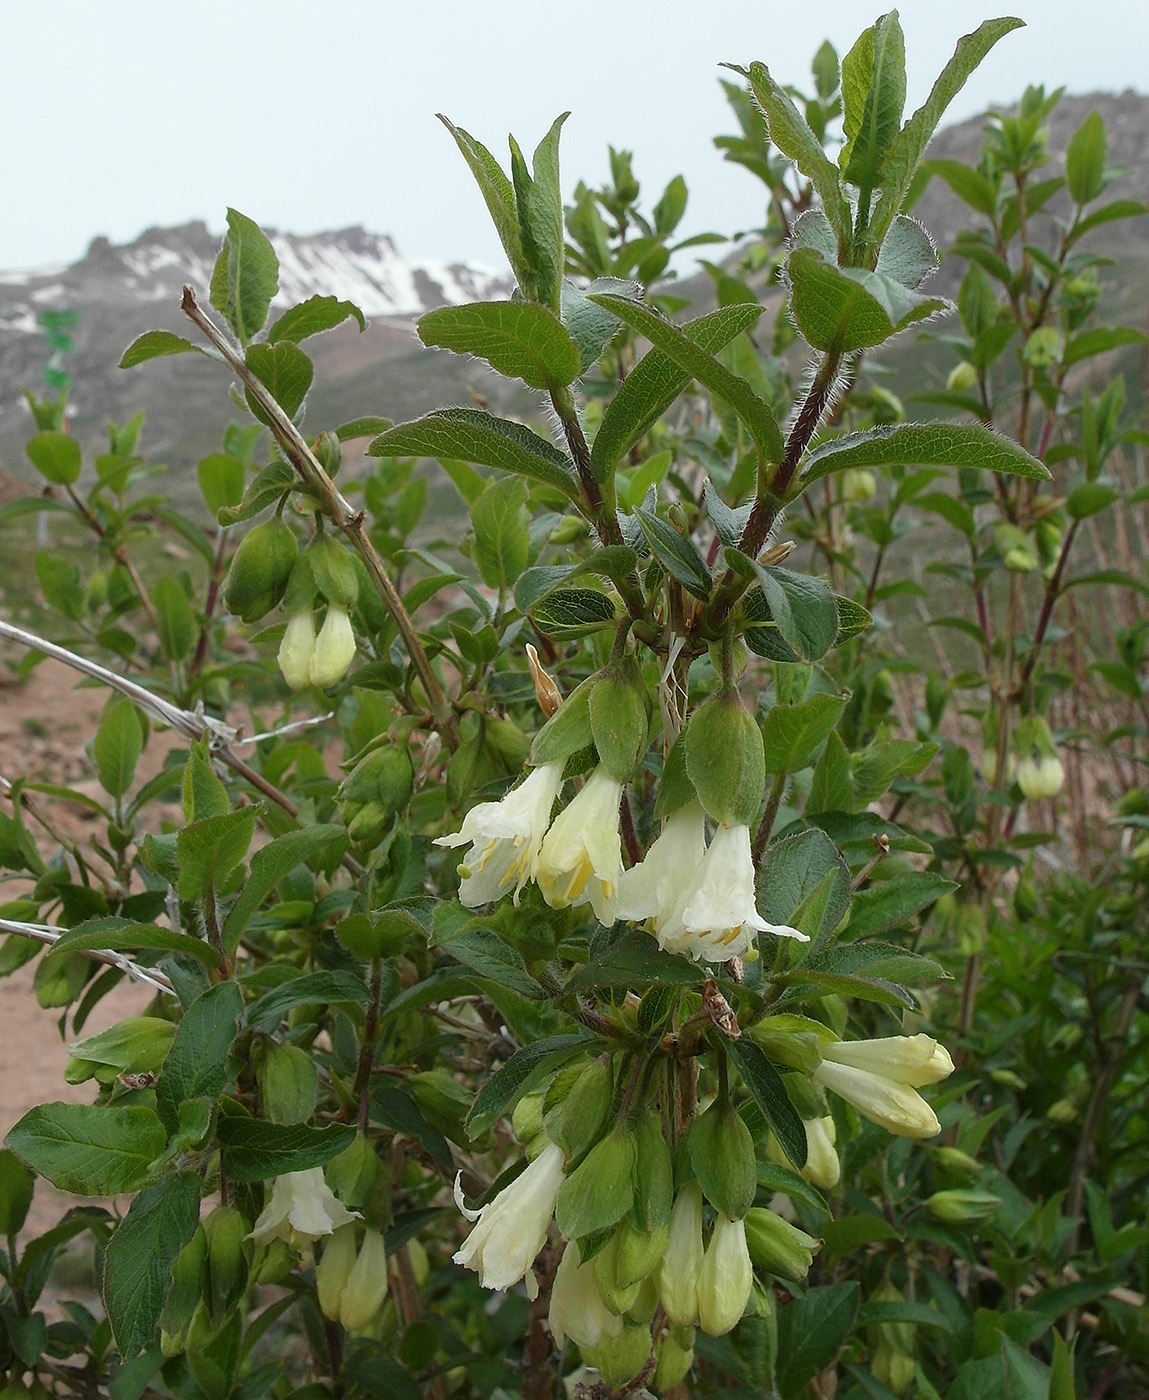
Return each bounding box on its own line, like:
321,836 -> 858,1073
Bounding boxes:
0,919 -> 174,995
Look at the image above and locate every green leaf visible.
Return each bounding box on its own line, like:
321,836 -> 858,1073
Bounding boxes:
196,453 -> 245,515
1049,1332 -> 1077,1400
856,1299 -> 952,1331
868,19 -> 1024,244
787,248 -> 947,353
738,62 -> 851,243
155,982 -> 243,1136
466,1033 -> 598,1138
418,301 -> 580,390
926,158 -> 1000,217
792,942 -> 947,1007
775,1282 -> 859,1399
6,1104 -> 166,1195
875,215 -> 938,289
728,1040 -> 806,1168
369,409 -> 578,502
217,1116 -> 356,1181
209,208 -> 279,346
153,578 -> 196,662
1063,326 -> 1148,367
119,331 -> 202,369
1066,110 -> 1106,205
26,430 -> 81,486
634,507 -> 712,600
244,341 -> 313,424
104,1171 -> 201,1358
470,475 -> 530,591
560,277 -> 629,372
759,829 -> 851,941
246,970 -> 368,1032
94,700 -> 144,799
565,931 -> 704,992
591,293 -> 782,464
176,808 -> 256,902
268,295 -> 365,344
753,564 -> 839,662
591,302 -> 765,480
1066,482 -> 1118,519
437,925 -> 545,999
1071,198 -> 1149,242
437,116 -> 529,293
222,825 -> 344,955
801,422 -> 1049,487
519,113 -> 568,311
35,552 -> 84,619
761,692 -> 848,774
217,459 -> 297,527
0,1150 -> 35,1236
847,874 -> 957,937
48,916 -> 221,971
530,587 -> 619,637
840,12 -> 906,198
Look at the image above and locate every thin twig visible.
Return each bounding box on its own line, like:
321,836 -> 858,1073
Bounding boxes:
0,919 -> 174,994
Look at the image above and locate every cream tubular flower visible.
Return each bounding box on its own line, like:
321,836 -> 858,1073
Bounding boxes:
278,609 -> 316,691
819,1034 -> 954,1087
537,766 -> 623,923
434,760 -> 565,906
813,1060 -> 943,1139
548,1240 -> 624,1350
309,605 -> 357,687
657,1182 -> 704,1327
453,1140 -> 565,1299
697,1216 -> 753,1337
250,1168 -> 360,1248
1017,753 -> 1064,800
802,1115 -> 840,1191
671,823 -> 807,961
613,802 -> 706,939
339,1229 -> 389,1331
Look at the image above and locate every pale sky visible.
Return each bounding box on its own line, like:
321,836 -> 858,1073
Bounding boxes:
2,0 -> 1145,274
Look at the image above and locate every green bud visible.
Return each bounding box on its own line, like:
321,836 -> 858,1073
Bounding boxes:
706,636 -> 748,679
593,1229 -> 642,1315
160,1224 -> 208,1343
223,517 -> 298,623
346,801 -> 392,850
485,716 -> 532,771
630,1107 -> 673,1235
325,1134 -> 379,1210
555,1126 -> 636,1240
991,1068 -> 1026,1091
1013,875 -> 1039,920
616,1219 -> 669,1290
340,1228 -> 388,1331
551,1060 -> 612,1163
688,1096 -> 756,1221
252,1236 -> 295,1285
314,431 -> 341,479
308,535 -> 360,609
589,657 -> 652,782
946,360 -> 978,393
684,689 -> 764,828
316,1222 -> 357,1322
1023,326 -> 1062,368
654,1325 -> 694,1390
257,1042 -> 319,1125
1047,1097 -> 1079,1125
925,1189 -> 1000,1226
840,468 -> 876,502
550,514 -> 589,545
626,1275 -> 659,1326
86,570 -> 108,612
586,1323 -> 652,1388
932,1146 -> 983,1183
869,385 -> 904,424
743,1208 -> 819,1283
511,1091 -> 545,1147
872,1337 -> 916,1396
203,1204 -> 250,1320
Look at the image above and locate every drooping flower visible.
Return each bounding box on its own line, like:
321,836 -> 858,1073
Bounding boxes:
813,1034 -> 954,1139
537,765 -> 623,923
674,822 -> 807,961
453,1140 -> 566,1299
697,1215 -> 753,1336
657,1182 -> 704,1327
434,760 -> 565,906
316,1223 -> 358,1320
614,801 -> 707,937
548,1240 -> 624,1350
278,609 -> 316,691
310,605 -> 357,687
339,1228 -> 389,1330
250,1168 -> 360,1249
802,1115 -> 840,1190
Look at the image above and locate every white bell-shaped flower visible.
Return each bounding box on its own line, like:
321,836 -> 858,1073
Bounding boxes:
453,1140 -> 566,1299
536,765 -> 623,923
309,605 -> 357,687
614,801 -> 706,938
813,1036 -> 954,1140
548,1240 -> 624,1350
697,1215 -> 753,1336
278,609 -> 316,691
657,1182 -> 704,1327
250,1168 -> 360,1249
819,1033 -> 954,1087
1017,753 -> 1064,800
435,760 -> 565,906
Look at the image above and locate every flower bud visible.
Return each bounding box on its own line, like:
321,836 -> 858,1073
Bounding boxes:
257,1041 -> 318,1125
325,1133 -> 379,1210
1023,326 -> 1062,368
223,517 -> 298,623
585,1324 -> 652,1388
932,1146 -> 983,1183
593,1229 -> 642,1315
840,468 -> 876,502
925,1189 -> 1000,1226
346,801 -> 392,850
252,1235 -> 294,1285
615,1219 -> 669,1290
340,1228 -> 388,1331
551,1060 -> 612,1163
626,1274 -> 659,1325
159,1224 -> 208,1345
203,1204 -> 250,1320
802,1115 -> 840,1190
316,1222 -> 357,1322
278,608 -> 316,690
698,1216 -> 753,1336
308,535 -> 360,609
1017,753 -> 1064,800
555,1127 -> 636,1241
654,1325 -> 695,1390
743,1208 -> 819,1283
657,1183 -> 704,1327
688,1096 -> 757,1220
313,430 -> 341,479
511,1090 -> 545,1147
629,1107 -> 673,1238
946,360 -> 978,393
310,605 -> 357,687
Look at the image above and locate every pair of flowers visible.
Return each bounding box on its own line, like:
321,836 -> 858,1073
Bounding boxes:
278,605 -> 358,691
436,762 -> 804,962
